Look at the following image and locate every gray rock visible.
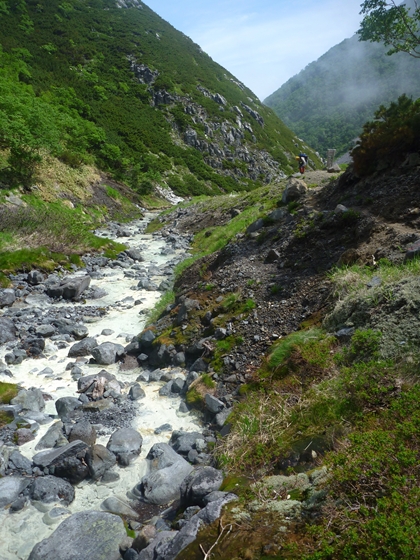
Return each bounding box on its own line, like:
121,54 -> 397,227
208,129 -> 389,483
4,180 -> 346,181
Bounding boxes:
11,388 -> 45,412
55,397 -> 82,419
129,383 -> 146,401
101,496 -> 138,518
169,431 -> 205,456
53,320 -> 88,340
27,270 -> 45,285
154,495 -> 237,560
32,440 -> 90,484
35,421 -> 67,451
107,428 -> 143,466
28,511 -> 126,560
138,532 -> 177,560
215,408 -> 231,428
36,324 -> 56,338
0,289 -> 16,308
132,525 -> 156,553
46,275 -> 91,301
0,317 -> 17,344
154,423 -> 172,435
138,443 -> 193,505
189,358 -> 207,372
205,394 -> 225,414
69,421 -> 96,446
171,378 -> 185,394
126,249 -> 144,261
159,380 -> 174,397
8,450 -> 32,473
92,342 -> 125,365
16,427 -> 35,445
180,467 -> 224,507
29,475 -> 75,506
282,178 -> 307,203
86,444 -> 117,480
405,238 -> 420,261
267,208 -> 286,222
149,369 -> 164,382
246,218 -> 265,234
68,337 -> 98,357
0,477 -> 31,508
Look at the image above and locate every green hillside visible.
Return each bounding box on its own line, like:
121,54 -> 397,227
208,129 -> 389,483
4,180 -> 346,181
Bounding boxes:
0,0 -> 319,196
264,35 -> 420,157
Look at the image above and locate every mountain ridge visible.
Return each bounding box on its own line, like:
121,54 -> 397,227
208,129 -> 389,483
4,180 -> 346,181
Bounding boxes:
264,33 -> 420,156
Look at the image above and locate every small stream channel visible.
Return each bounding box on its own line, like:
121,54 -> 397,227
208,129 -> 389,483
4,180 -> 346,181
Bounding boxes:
0,213 -> 203,560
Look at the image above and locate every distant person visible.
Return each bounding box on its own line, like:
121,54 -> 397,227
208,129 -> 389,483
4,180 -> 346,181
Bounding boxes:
296,152 -> 308,174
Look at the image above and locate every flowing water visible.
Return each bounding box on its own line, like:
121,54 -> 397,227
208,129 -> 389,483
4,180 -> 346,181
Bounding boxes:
0,213 -> 202,560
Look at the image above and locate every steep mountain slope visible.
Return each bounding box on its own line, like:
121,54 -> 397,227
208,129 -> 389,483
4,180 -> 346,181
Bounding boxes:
0,0 -> 320,196
264,34 -> 420,156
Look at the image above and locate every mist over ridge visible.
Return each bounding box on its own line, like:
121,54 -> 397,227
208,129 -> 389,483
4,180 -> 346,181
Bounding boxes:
264,33 -> 420,156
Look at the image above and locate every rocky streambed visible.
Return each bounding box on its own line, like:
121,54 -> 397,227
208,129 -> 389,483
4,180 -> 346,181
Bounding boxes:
0,214 -> 234,560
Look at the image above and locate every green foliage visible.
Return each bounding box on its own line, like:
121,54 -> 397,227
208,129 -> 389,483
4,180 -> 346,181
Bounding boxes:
352,94 -> 420,175
265,33 -> 420,157
304,385 -> 420,560
358,0 -> 420,58
335,328 -> 382,365
0,0 -> 307,193
0,381 -> 18,404
0,199 -> 123,273
146,290 -> 175,325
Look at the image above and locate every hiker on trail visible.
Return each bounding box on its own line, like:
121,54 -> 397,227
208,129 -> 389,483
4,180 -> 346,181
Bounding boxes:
296,152 -> 308,174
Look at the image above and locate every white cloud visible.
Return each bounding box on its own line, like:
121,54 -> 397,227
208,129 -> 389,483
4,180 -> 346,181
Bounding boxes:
182,0 -> 364,99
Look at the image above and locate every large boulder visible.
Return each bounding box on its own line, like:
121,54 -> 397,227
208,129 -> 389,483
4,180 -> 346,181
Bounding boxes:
35,421 -> 68,451
69,421 -> 96,446
28,511 -> 126,560
180,467 -> 224,508
0,288 -> 16,308
106,428 -> 143,466
55,397 -> 82,419
91,342 -> 125,365
32,440 -> 90,483
0,317 -> 17,344
282,178 -> 307,204
29,475 -> 75,506
68,337 -> 98,357
138,443 -> 193,505
0,476 -> 31,508
52,319 -> 88,340
86,444 -> 117,480
11,388 -> 45,412
46,275 -> 91,301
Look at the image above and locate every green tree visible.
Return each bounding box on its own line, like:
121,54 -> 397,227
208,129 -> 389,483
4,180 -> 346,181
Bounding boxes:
358,0 -> 420,57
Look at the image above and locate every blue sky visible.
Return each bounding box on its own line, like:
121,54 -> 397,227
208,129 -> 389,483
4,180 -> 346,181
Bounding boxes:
144,0 -> 365,99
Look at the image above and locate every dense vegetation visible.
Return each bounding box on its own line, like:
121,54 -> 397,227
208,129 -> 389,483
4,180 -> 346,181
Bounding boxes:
352,94 -> 420,175
264,34 -> 420,157
0,0 -> 311,195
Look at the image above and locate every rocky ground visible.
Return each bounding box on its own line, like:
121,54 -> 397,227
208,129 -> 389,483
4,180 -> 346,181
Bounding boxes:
145,166 -> 420,389
1,162 -> 420,560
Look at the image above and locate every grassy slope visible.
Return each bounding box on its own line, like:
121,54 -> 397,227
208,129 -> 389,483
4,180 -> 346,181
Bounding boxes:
0,0 -> 318,190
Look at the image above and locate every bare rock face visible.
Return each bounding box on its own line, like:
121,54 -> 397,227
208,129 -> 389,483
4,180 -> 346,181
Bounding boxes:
28,511 -> 126,560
